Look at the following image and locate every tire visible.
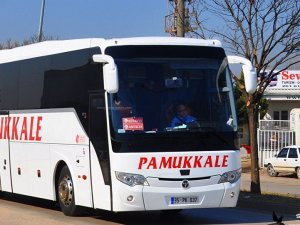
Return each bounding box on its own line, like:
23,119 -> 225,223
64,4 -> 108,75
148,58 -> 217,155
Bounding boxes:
267,164 -> 278,177
296,168 -> 300,179
57,166 -> 82,216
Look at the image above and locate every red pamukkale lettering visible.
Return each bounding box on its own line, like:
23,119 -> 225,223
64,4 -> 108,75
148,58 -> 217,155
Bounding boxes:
11,117 -> 20,140
20,117 -> 28,141
29,116 -> 35,141
204,156 -> 213,167
214,155 -> 221,167
138,155 -> 229,170
147,157 -> 157,169
193,156 -> 203,168
172,156 -> 183,168
0,117 -> 4,139
35,116 -> 43,141
138,157 -> 148,169
0,116 -> 43,141
183,156 -> 193,168
4,117 -> 11,140
159,157 -> 172,169
222,155 -> 229,167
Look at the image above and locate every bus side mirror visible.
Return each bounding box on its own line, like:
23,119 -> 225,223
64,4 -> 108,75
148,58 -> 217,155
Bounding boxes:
92,54 -> 119,93
227,56 -> 257,94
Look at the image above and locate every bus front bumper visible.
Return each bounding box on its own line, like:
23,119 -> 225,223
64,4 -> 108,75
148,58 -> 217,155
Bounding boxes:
142,181 -> 240,210
112,178 -> 240,211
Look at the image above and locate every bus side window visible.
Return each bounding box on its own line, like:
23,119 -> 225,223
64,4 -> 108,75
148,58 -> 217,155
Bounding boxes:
89,93 -> 108,156
89,92 -> 110,185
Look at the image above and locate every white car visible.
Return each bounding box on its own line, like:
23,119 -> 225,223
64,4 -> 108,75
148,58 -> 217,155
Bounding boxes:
264,145 -> 300,179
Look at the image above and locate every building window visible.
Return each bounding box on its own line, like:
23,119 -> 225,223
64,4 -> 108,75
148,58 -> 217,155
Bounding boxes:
281,111 -> 288,120
273,111 -> 288,120
273,111 -> 279,120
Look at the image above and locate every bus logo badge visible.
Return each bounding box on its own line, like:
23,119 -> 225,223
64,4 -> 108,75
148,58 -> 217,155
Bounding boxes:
182,180 -> 189,189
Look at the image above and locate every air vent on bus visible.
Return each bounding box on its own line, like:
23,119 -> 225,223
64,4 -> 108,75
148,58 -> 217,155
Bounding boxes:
158,176 -> 211,181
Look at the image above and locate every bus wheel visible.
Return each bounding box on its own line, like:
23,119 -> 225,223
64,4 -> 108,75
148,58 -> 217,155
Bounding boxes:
57,166 -> 81,216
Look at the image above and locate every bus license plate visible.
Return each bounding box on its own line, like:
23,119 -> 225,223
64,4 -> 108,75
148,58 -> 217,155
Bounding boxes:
170,196 -> 198,205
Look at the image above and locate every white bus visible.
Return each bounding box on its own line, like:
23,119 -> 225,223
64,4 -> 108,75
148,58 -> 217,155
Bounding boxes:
0,37 -> 256,216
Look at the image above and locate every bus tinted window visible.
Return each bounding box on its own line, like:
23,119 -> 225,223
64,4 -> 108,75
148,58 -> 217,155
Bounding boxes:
105,46 -> 237,153
41,63 -> 103,109
0,47 -> 103,110
19,56 -> 50,109
0,62 -> 19,110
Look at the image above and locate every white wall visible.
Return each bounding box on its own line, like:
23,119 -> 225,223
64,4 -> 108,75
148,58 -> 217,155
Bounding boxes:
264,100 -> 299,120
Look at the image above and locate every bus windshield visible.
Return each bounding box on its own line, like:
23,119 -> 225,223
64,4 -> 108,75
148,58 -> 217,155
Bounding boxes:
105,46 -> 238,152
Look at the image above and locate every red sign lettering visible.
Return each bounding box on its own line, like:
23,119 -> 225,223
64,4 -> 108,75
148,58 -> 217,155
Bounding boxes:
11,117 -> 20,140
281,70 -> 300,80
138,157 -> 148,169
122,117 -> 144,131
147,157 -> 157,169
159,157 -> 172,169
0,116 -> 43,142
138,155 -> 229,170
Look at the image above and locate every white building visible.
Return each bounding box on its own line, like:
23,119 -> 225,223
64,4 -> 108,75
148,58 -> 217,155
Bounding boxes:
263,70 -> 300,121
239,70 -> 300,146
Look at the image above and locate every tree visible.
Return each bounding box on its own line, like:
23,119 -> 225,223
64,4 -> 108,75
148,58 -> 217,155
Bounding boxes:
234,73 -> 268,125
189,0 -> 300,193
0,35 -> 58,50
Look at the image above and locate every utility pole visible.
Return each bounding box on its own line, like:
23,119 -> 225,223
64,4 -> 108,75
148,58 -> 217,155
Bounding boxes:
176,0 -> 185,37
165,0 -> 196,37
38,0 -> 46,42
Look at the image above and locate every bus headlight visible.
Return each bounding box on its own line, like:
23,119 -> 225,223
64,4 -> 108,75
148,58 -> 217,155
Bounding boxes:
115,171 -> 149,187
218,168 -> 241,184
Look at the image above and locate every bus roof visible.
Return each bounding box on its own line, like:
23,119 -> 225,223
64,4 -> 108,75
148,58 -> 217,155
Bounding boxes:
0,37 -> 222,64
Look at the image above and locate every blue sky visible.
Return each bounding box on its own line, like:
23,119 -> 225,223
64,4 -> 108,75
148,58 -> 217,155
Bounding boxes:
0,0 -> 169,43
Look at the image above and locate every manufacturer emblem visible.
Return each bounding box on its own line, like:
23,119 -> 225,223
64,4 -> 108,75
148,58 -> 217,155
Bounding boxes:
182,180 -> 189,189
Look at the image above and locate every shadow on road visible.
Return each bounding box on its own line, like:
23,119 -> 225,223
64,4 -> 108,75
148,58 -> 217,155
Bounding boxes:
91,208 -> 297,225
1,191 -> 298,224
2,192 -> 59,211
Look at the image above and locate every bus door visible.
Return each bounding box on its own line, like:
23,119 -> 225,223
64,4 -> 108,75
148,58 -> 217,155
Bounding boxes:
0,111 -> 12,192
89,92 -> 111,185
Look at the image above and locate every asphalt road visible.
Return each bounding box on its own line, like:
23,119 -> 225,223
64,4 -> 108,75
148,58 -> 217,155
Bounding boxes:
241,171 -> 300,197
0,193 -> 299,225
1,162 -> 300,225
241,159 -> 300,197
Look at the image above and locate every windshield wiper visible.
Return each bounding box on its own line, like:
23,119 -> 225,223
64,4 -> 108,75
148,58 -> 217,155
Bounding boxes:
165,121 -> 213,132
165,126 -> 189,132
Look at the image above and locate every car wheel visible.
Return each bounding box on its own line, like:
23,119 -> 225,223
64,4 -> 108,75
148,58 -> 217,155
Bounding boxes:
296,168 -> 300,179
57,166 -> 82,216
267,164 -> 278,177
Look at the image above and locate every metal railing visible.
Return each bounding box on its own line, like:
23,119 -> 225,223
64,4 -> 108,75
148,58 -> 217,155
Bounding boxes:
259,120 -> 290,130
257,120 -> 295,167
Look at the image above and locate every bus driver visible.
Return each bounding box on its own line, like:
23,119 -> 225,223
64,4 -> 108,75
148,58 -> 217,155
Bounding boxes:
170,104 -> 196,127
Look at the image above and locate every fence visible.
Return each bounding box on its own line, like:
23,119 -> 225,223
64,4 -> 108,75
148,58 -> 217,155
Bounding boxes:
257,120 -> 295,167
259,120 -> 290,131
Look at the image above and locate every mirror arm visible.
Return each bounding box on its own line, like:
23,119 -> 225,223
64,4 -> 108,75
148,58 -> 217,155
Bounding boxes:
92,54 -> 119,93
227,56 -> 257,94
